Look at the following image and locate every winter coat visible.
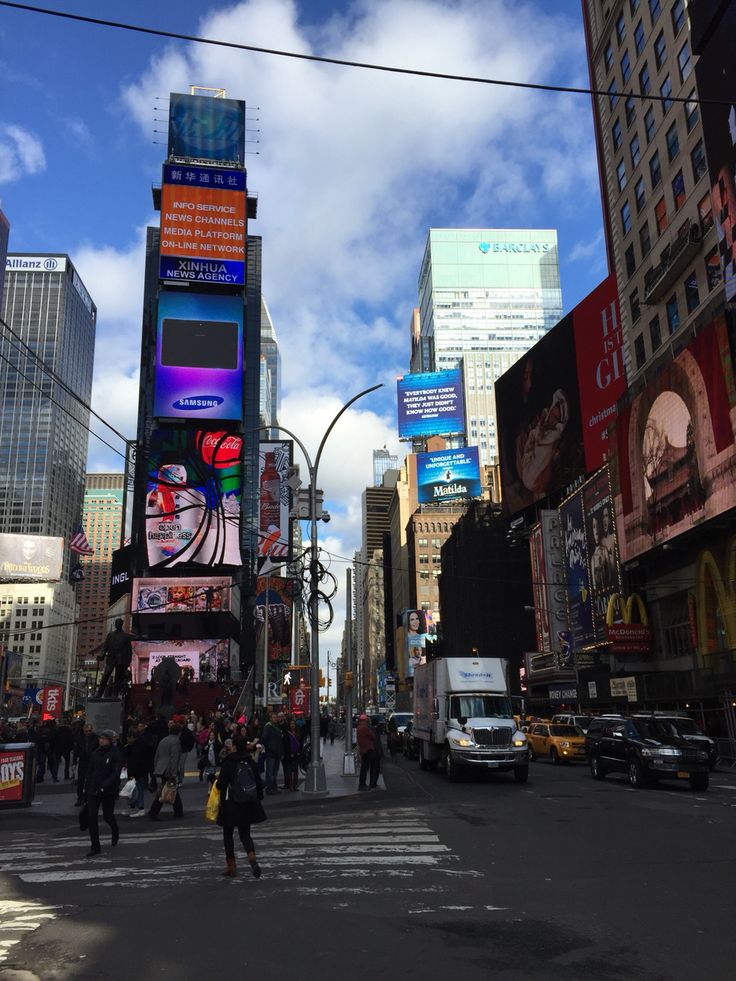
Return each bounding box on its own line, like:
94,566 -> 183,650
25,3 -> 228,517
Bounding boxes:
84,745 -> 123,798
124,735 -> 150,780
216,752 -> 266,828
261,721 -> 283,758
356,721 -> 376,756
74,732 -> 99,766
153,734 -> 182,778
179,726 -> 195,754
282,729 -> 301,763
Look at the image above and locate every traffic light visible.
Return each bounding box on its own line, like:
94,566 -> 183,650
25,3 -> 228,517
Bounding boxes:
344,670 -> 354,689
319,669 -> 325,688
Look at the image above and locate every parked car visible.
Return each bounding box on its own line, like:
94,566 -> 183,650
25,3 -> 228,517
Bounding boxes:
402,720 -> 419,760
585,716 -> 709,791
550,713 -> 593,734
632,713 -> 718,770
527,722 -> 586,764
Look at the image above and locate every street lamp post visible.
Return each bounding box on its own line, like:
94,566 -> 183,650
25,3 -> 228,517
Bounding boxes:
255,383 -> 382,796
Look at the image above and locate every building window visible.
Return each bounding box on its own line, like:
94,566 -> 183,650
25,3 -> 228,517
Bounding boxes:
672,0 -> 685,34
655,196 -> 668,234
616,12 -> 626,44
431,539 -> 441,548
604,41 -> 614,72
649,149 -> 662,189
672,169 -> 686,210
634,333 -> 646,369
418,538 -> 428,547
630,0 -> 640,12
612,118 -> 622,150
621,51 -> 631,83
640,220 -> 651,256
630,289 -> 641,323
635,176 -> 646,211
666,122 -> 680,161
617,159 -> 628,191
654,31 -> 667,69
685,92 -> 699,133
705,248 -> 722,290
678,41 -> 692,82
666,294 -> 680,333
634,19 -> 645,55
649,0 -> 661,23
419,554 -> 429,565
698,192 -> 713,232
621,200 -> 632,235
660,75 -> 673,112
691,139 -> 707,182
649,314 -> 662,351
644,105 -> 656,143
608,80 -> 618,110
630,134 -> 641,168
639,63 -> 651,96
625,243 -> 636,277
625,96 -> 636,126
684,272 -> 700,312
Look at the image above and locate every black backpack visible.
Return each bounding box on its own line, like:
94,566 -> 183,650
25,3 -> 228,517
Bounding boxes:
179,727 -> 195,753
230,760 -> 257,803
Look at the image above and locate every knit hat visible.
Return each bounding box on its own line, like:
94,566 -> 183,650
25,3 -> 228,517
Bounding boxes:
99,729 -> 116,741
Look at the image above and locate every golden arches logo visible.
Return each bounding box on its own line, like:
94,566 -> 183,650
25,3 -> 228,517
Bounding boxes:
605,593 -> 648,626
694,542 -> 736,656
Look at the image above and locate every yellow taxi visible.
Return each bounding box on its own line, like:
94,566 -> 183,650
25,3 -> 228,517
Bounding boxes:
527,722 -> 586,764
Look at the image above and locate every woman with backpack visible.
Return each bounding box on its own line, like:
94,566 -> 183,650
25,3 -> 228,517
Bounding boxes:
215,736 -> 266,878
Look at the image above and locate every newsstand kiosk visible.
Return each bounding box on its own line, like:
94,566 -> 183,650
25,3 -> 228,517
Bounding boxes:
0,742 -> 36,808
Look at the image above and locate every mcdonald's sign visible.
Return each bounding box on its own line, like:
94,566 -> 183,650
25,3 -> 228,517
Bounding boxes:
605,593 -> 651,654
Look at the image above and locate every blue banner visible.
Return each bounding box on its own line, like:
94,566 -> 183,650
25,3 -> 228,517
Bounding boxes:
162,164 -> 246,191
397,369 -> 465,440
416,447 -> 481,504
159,256 -> 244,286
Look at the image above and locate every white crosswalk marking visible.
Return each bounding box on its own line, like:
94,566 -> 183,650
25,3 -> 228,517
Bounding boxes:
0,901 -> 61,962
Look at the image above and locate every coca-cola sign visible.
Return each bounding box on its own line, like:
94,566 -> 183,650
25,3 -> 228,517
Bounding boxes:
197,431 -> 242,468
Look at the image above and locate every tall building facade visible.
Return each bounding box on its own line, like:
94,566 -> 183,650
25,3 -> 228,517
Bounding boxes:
0,253 -> 96,684
417,228 -> 563,465
372,447 -> 398,487
260,296 -> 280,437
76,473 -> 124,662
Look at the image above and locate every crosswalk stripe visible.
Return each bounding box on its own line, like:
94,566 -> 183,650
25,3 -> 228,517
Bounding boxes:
0,901 -> 61,962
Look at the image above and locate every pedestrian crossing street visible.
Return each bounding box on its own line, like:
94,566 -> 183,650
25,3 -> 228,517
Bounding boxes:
1,807 -> 467,890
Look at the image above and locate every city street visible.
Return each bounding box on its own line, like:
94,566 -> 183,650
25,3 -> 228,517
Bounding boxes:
2,746 -> 735,981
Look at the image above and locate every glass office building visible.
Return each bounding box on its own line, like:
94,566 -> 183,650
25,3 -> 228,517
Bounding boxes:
417,229 -> 563,465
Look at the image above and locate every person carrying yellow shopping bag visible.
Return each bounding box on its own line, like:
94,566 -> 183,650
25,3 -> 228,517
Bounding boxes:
204,781 -> 221,822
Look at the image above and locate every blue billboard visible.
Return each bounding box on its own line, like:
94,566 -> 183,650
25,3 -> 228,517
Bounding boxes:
397,369 -> 465,439
168,93 -> 246,163
416,447 -> 481,504
153,291 -> 243,421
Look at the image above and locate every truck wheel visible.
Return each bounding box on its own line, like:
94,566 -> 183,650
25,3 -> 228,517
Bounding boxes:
444,747 -> 461,782
419,743 -> 429,771
513,765 -> 529,784
689,772 -> 709,792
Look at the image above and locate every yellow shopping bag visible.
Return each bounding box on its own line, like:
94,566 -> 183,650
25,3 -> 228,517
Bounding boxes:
204,782 -> 221,822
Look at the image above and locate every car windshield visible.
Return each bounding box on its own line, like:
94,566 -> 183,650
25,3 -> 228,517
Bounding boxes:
450,695 -> 513,720
668,718 -> 702,736
633,718 -> 671,741
550,725 -> 580,737
574,716 -> 592,729
392,714 -> 412,726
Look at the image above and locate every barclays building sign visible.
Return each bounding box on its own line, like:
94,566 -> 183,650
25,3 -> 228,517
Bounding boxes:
479,242 -> 551,254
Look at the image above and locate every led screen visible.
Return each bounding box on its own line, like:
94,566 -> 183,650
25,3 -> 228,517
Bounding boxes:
416,446 -> 481,504
132,576 -> 231,614
168,93 -> 245,162
255,576 -> 294,662
404,609 -> 427,678
153,291 -> 243,421
397,369 -> 465,440
0,535 -> 63,582
131,638 -> 230,684
258,442 -> 293,565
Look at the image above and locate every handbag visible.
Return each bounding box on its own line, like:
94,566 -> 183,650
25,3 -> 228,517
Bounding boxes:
119,778 -> 137,800
204,782 -> 221,822
159,778 -> 178,805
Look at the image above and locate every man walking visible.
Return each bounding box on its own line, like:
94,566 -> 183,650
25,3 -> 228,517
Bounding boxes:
260,711 -> 283,795
148,721 -> 183,820
357,714 -> 377,791
74,723 -> 98,807
83,729 -> 122,857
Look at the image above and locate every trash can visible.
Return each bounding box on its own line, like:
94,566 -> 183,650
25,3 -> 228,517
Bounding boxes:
0,742 -> 36,809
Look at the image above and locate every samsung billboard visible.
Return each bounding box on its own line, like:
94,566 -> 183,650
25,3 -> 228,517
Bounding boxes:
153,291 -> 243,421
397,369 -> 465,440
416,447 -> 481,504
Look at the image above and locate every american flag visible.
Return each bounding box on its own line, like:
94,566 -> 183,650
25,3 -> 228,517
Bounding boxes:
70,527 -> 94,556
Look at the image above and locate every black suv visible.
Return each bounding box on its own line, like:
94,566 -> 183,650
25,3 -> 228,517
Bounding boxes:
632,713 -> 718,770
585,716 -> 709,791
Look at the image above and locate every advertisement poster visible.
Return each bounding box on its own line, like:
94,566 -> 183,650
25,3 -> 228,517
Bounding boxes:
560,493 -> 595,654
40,685 -> 63,720
573,276 -> 627,471
529,523 -> 551,654
132,638 -> 229,684
109,544 -> 133,605
416,446 -> 481,504
397,369 -> 465,440
168,93 -> 246,163
582,468 -> 621,645
159,164 -> 246,285
255,577 -> 294,662
153,292 -> 243,421
497,315 -> 585,515
612,315 -> 736,562
258,442 -> 293,565
404,609 -> 428,677
133,576 -> 231,614
0,750 -> 26,803
145,428 -> 242,568
0,535 -> 63,582
539,510 -> 570,656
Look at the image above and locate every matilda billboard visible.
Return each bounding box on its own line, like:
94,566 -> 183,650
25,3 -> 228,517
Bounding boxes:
397,369 -> 465,440
153,291 -> 243,421
258,442 -> 293,565
144,428 -> 242,568
416,446 -> 481,504
159,164 -> 246,286
168,93 -> 246,163
0,535 -> 63,582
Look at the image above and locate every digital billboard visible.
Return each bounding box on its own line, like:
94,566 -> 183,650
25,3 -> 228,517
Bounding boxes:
497,314 -> 585,515
109,544 -> 133,605
132,576 -> 231,614
559,492 -> 595,654
153,291 -> 243,421
131,638 -> 230,684
404,609 -> 428,677
255,577 -> 294,662
581,467 -> 621,646
573,276 -> 627,471
0,535 -> 63,582
416,446 -> 481,504
258,442 -> 293,565
145,428 -> 242,568
168,93 -> 246,163
159,164 -> 246,286
612,314 -> 736,562
397,369 -> 465,440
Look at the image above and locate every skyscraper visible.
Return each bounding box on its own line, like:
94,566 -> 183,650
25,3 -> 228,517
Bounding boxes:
372,447 -> 398,487
0,253 -> 96,684
260,296 -> 280,437
417,229 -> 563,465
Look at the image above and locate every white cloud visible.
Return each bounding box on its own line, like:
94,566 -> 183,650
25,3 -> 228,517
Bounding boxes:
569,228 -> 605,262
0,123 -> 45,183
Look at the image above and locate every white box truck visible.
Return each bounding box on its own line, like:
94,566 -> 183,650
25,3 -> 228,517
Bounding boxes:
413,657 -> 529,782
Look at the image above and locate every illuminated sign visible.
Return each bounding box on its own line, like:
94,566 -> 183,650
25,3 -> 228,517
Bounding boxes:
255,577 -> 294,663
131,638 -> 229,684
0,535 -> 63,582
132,576 -> 231,614
397,369 -> 465,440
168,93 -> 245,162
416,446 -> 481,504
258,442 -> 293,565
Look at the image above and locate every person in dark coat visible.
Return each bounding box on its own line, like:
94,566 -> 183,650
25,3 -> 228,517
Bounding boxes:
123,723 -> 149,816
356,714 -> 377,791
215,736 -> 266,878
55,721 -> 74,780
74,723 -> 99,806
83,729 -> 122,857
260,711 -> 283,795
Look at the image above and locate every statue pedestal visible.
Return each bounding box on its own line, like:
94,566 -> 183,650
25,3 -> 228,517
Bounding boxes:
86,698 -> 123,735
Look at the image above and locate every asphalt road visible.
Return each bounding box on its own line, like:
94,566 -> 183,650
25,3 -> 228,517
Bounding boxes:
2,754 -> 735,981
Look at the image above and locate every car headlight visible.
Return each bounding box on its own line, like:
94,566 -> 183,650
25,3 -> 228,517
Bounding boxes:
657,747 -> 682,756
641,748 -> 656,758
512,737 -> 526,747
559,741 -> 570,749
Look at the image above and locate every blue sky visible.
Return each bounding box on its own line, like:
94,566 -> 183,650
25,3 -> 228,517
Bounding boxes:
1,0 -> 609,656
